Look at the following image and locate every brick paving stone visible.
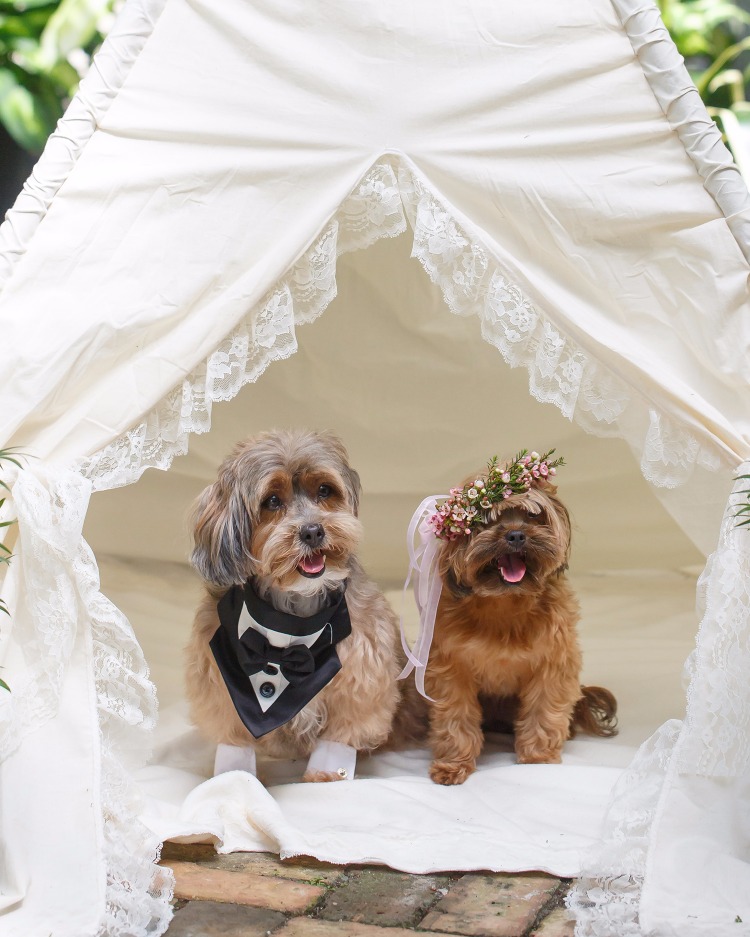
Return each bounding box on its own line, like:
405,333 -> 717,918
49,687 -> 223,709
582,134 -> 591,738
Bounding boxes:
165,900 -> 286,936
420,873 -> 560,937
162,843 -> 219,863
161,843 -> 344,885
318,868 -> 452,928
276,919 -> 447,937
529,906 -> 575,937
161,860 -> 325,912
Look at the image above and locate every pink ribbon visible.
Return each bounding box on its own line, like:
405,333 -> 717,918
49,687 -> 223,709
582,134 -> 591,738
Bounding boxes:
398,495 -> 447,700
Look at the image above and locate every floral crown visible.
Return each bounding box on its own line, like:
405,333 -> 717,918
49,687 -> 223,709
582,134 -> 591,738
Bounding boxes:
427,449 -> 565,541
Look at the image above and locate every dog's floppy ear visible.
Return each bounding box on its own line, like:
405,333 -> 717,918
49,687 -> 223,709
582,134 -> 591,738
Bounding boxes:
190,469 -> 253,587
438,538 -> 472,599
319,431 -> 361,516
341,463 -> 361,516
546,489 -> 572,573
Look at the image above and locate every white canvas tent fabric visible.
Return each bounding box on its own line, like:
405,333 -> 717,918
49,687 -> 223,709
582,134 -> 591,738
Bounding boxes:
1,0 -> 750,934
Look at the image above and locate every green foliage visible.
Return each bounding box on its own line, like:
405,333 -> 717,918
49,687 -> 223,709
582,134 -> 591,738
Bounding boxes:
734,474 -> 750,529
0,447 -> 23,693
659,1 -> 750,175
0,0 -> 114,153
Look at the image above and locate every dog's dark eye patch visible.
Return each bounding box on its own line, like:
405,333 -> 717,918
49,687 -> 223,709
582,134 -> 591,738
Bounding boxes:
262,494 -> 283,511
298,471 -> 343,505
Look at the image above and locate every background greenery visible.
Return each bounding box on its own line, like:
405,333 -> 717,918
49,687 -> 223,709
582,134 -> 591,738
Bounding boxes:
0,0 -> 749,205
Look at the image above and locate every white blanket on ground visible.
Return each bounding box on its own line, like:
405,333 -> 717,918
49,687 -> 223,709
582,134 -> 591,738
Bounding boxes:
98,557 -> 698,877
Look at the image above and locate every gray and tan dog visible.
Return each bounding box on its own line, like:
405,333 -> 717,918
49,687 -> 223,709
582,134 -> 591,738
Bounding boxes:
186,429 -> 402,782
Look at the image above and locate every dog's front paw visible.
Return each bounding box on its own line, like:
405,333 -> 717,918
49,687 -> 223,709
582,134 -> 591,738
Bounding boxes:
429,760 -> 475,785
303,769 -> 350,783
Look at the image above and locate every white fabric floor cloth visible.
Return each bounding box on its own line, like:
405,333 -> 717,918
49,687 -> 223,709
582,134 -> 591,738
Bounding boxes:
97,556 -> 699,877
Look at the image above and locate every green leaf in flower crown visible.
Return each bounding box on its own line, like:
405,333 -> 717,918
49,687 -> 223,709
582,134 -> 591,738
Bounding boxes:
0,678 -> 10,692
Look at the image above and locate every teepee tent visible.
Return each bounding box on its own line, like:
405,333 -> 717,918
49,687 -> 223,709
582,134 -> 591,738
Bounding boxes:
1,0 -> 750,934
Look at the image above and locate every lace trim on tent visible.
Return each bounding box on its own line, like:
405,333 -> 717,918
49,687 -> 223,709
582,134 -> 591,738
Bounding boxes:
80,159 -> 722,492
569,469 -> 750,935
84,537 -> 174,936
0,469 -> 171,937
567,720 -> 682,936
79,161 -> 408,489
679,469 -> 750,777
0,470 -> 91,760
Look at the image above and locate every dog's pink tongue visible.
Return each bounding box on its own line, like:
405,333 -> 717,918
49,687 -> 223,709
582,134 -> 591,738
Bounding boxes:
299,554 -> 325,575
498,554 -> 526,583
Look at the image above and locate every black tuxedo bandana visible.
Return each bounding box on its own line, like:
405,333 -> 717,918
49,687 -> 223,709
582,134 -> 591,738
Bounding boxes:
210,581 -> 352,738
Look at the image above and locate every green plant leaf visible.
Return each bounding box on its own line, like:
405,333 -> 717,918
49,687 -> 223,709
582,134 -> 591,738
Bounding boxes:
0,66 -> 58,150
0,678 -> 10,692
0,0 -> 61,10
35,0 -> 109,70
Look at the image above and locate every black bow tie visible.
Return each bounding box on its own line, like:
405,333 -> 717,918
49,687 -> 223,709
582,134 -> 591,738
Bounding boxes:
237,628 -> 316,685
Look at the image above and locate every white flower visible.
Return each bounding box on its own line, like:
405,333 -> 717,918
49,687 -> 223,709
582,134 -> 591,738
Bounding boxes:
467,487 -> 478,499
530,451 -> 540,460
474,479 -> 484,489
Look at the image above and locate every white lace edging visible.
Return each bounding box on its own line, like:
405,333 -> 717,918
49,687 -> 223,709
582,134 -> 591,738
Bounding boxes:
78,160 -> 408,490
679,465 -> 750,777
611,0 -> 750,264
567,720 -> 682,936
0,468 -> 172,936
84,536 -> 174,937
80,157 -> 726,493
568,468 -> 750,935
0,469 -> 91,760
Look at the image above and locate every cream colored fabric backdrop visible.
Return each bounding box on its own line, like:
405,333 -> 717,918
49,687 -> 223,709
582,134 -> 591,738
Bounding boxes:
1,0 -> 750,935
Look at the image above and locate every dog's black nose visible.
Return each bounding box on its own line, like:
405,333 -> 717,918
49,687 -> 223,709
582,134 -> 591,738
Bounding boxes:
505,530 -> 526,547
299,523 -> 325,546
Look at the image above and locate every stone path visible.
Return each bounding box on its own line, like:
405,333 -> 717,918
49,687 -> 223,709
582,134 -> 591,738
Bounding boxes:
160,843 -> 574,937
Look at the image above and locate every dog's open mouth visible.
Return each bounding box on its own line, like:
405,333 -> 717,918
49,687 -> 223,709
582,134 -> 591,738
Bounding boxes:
297,553 -> 326,578
498,553 -> 527,583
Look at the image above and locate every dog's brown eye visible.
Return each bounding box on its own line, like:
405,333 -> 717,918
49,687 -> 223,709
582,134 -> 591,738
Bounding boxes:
317,484 -> 333,500
262,494 -> 282,511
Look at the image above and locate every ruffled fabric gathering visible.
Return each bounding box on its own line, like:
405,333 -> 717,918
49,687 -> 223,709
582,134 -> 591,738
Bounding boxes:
0,0 -> 169,290
610,0 -> 750,262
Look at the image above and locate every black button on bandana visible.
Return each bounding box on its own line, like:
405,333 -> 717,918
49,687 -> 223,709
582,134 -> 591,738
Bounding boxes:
210,581 -> 352,738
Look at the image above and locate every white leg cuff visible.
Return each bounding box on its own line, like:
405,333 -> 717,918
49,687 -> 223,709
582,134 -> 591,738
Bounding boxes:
306,740 -> 357,780
214,743 -> 257,776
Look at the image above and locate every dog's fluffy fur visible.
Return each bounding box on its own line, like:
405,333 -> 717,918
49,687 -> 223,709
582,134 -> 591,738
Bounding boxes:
185,430 -> 401,781
425,472 -> 617,785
